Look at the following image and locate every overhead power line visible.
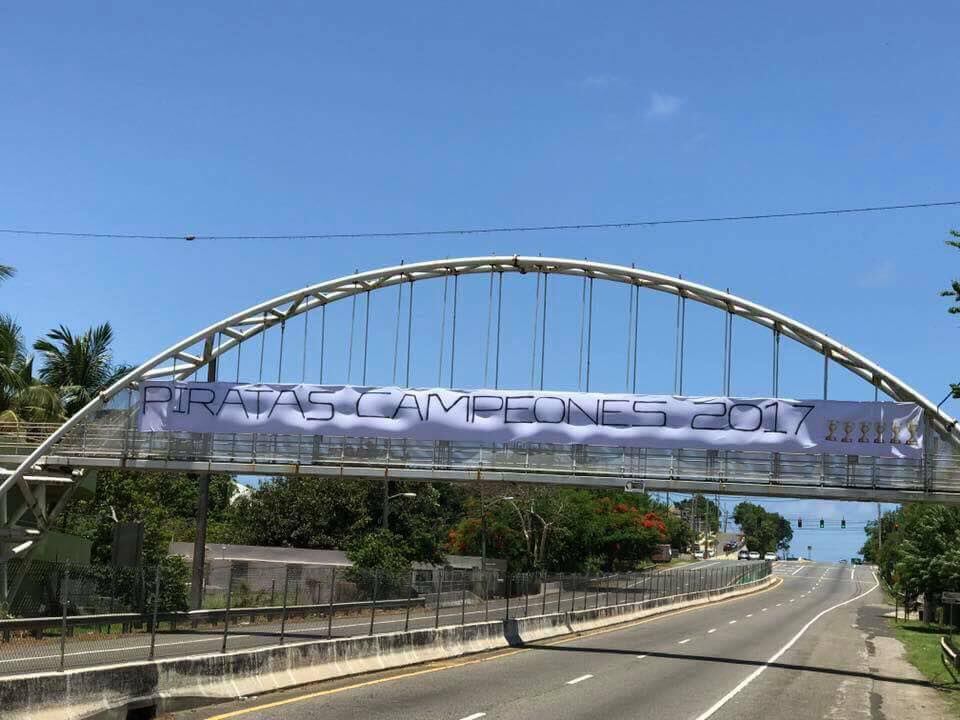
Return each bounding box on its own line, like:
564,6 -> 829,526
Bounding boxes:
1,199 -> 958,242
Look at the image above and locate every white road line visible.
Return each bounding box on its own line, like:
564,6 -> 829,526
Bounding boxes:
728,620 -> 737,625
567,674 -> 594,685
791,566 -> 804,576
678,638 -> 692,644
745,614 -> 753,618
776,603 -> 782,607
708,628 -> 717,634
636,654 -> 648,659
790,599 -> 796,603
851,568 -> 855,580
458,714 -> 486,720
693,572 -> 879,720
761,608 -> 768,612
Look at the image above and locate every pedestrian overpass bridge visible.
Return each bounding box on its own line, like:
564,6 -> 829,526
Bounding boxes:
2,255 -> 959,557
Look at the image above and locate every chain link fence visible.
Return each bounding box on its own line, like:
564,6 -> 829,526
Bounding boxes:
0,558 -> 771,676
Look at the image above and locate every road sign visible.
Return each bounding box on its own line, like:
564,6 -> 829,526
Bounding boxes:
942,592 -> 960,604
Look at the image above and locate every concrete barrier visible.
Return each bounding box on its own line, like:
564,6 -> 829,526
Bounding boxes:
1,575 -> 777,720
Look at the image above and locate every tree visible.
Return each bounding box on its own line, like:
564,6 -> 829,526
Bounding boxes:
33,322 -> 130,416
893,504 -> 960,622
676,494 -> 720,541
0,314 -> 62,426
940,231 -> 960,398
733,501 -> 790,555
54,469 -> 235,565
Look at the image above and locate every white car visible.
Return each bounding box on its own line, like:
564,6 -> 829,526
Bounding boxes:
764,552 -> 777,561
748,551 -> 761,560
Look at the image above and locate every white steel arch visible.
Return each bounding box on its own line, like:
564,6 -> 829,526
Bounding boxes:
2,255 -> 955,504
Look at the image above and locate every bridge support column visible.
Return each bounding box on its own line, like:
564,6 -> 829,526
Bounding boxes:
190,473 -> 210,610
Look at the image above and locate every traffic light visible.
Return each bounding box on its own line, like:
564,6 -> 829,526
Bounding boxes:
819,518 -> 825,528
797,517 -> 802,528
841,518 -> 846,529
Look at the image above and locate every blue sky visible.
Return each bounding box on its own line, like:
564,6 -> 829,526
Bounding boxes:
3,3 -> 960,561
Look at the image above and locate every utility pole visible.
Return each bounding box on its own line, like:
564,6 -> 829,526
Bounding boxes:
190,473 -> 210,610
876,503 -> 883,557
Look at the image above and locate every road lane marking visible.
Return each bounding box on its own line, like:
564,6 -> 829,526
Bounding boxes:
851,568 -> 855,580
708,628 -> 717,634
745,614 -> 753,618
567,674 -> 593,685
458,714 -> 486,720
678,638 -> 691,644
728,620 -> 737,624
791,566 -> 804,575
203,578 -> 785,719
761,608 -> 767,612
692,572 -> 879,720
636,654 -> 648,659
776,603 -> 782,607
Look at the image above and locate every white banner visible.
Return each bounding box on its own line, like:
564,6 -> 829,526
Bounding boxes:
138,382 -> 924,459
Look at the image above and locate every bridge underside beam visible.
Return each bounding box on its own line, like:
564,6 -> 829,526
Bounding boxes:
41,454 -> 960,505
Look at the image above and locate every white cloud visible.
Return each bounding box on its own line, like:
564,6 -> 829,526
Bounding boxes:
645,92 -> 684,118
856,259 -> 896,289
581,74 -> 622,89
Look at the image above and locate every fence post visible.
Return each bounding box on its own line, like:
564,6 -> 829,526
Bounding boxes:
59,564 -> 69,672
327,567 -> 337,639
595,573 -> 600,608
434,569 -> 442,629
404,570 -> 413,632
368,571 -> 379,636
557,572 -> 564,613
541,571 -> 548,615
280,565 -> 290,644
483,570 -> 489,621
270,578 -> 275,607
149,565 -> 161,660
524,573 -> 530,617
505,573 -> 511,620
221,561 -> 234,653
460,581 -> 467,626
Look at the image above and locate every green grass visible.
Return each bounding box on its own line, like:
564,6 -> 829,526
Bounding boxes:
891,620 -> 960,716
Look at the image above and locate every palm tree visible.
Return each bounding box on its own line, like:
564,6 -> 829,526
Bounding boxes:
34,323 -> 129,417
0,314 -> 62,426
0,264 -> 14,284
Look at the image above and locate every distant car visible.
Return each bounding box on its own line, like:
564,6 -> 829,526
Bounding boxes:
764,552 -> 776,561
693,551 -> 704,559
738,550 -> 751,560
851,558 -> 863,565
723,541 -> 738,552
786,556 -> 799,561
748,551 -> 761,560
839,559 -> 848,564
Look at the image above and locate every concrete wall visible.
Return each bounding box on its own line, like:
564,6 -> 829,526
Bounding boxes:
0,576 -> 778,720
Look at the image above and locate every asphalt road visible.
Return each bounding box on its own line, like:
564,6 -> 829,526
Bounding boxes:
178,562 -> 887,720
0,559 -> 735,676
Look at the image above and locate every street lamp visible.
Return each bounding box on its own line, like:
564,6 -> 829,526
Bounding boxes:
381,489 -> 416,530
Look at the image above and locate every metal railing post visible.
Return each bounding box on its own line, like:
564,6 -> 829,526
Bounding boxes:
279,565 -> 290,644
557,572 -> 564,613
434,569 -> 442,629
149,565 -> 161,660
59,564 -> 69,671
524,573 -> 530,617
595,574 -> 600,608
221,561 -> 234,653
368,571 -> 379,636
404,570 -> 413,632
484,570 -> 489,621
541,572 -> 548,615
505,573 -> 511,620
460,580 -> 467,626
327,567 -> 337,639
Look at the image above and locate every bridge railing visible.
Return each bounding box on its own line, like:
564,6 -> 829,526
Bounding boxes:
5,412 -> 958,497
0,556 -> 771,676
